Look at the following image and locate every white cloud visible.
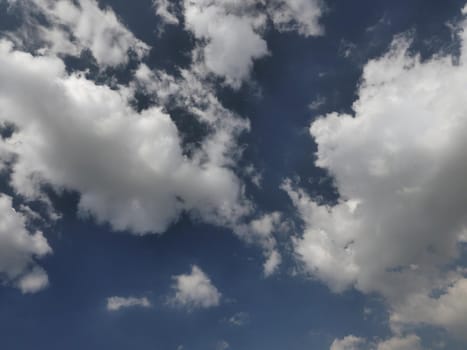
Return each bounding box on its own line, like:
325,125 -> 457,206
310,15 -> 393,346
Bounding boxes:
153,0 -> 179,25
9,0 -> 149,67
183,0 -> 269,89
235,211 -> 283,276
0,39 -> 252,235
390,278 -> 467,340
330,335 -> 366,350
330,334 -> 422,350
263,249 -> 282,276
106,296 -> 151,311
228,311 -> 249,326
181,0 -> 324,88
0,194 -> 51,293
286,14 -> 467,339
376,335 -> 422,350
170,265 -> 221,309
17,266 -> 49,294
216,340 -> 230,350
268,0 -> 324,37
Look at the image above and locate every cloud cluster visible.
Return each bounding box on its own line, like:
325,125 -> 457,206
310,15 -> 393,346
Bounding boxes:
106,296 -> 151,311
286,10 -> 467,340
0,39 -> 252,235
0,0 -> 290,291
0,194 -> 51,293
170,265 -> 221,309
9,0 -> 149,67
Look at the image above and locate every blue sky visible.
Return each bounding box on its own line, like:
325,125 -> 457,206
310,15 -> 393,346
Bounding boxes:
1,1 -> 467,349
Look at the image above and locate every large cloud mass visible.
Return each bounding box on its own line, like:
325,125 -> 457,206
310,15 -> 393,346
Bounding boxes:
0,39 -> 250,234
286,12 -> 467,339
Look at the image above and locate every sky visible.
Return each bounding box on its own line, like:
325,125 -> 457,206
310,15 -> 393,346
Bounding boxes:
0,0 -> 467,349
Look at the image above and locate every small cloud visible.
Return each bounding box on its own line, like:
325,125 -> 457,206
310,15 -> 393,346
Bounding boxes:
308,95 -> 326,111
17,267 -> 49,294
106,296 -> 151,311
216,340 -> 230,350
169,265 -> 221,309
228,312 -> 250,326
264,249 -> 282,277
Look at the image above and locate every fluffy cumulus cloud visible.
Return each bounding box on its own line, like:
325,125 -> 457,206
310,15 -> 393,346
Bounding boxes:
0,0 -> 286,280
170,265 -> 221,309
0,38 -> 254,234
106,296 -> 151,311
182,0 -> 324,88
330,334 -> 421,350
285,8 -> 467,340
0,194 -> 51,293
8,0 -> 149,66
183,0 -> 269,89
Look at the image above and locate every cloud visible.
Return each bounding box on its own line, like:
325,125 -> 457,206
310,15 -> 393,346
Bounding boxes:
9,0 -> 149,67
235,212 -> 284,276
228,312 -> 250,326
153,0 -> 179,25
390,278 -> 467,340
268,0 -> 324,37
134,64 -> 283,269
330,335 -> 366,350
170,265 -> 221,309
0,194 -> 51,293
106,296 -> 151,311
0,39 -> 252,235
181,0 -> 324,88
17,266 -> 49,294
330,334 -> 422,350
285,8 -> 467,340
183,0 -> 269,89
0,0 -> 284,274
216,340 -> 230,350
375,335 -> 422,350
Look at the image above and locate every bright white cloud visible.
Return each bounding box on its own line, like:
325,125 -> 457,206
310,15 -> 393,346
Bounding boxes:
10,0 -> 149,67
170,265 -> 221,309
183,0 -> 269,89
106,296 -> 151,311
181,0 -> 324,88
286,10 -> 467,340
0,194 -> 51,293
0,39 -> 252,235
